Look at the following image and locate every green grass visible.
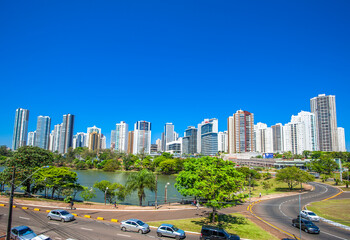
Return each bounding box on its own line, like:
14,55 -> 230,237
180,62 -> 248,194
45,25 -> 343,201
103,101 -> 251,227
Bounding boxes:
307,199 -> 350,227
147,213 -> 278,240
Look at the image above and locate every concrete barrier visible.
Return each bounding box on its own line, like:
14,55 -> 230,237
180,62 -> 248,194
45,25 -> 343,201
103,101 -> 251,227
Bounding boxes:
111,219 -> 118,223
97,217 -> 104,220
22,207 -> 28,210
84,215 -> 91,218
34,208 -> 40,211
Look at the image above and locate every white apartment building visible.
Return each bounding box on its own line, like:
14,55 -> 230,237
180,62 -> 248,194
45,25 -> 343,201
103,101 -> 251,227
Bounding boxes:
338,127 -> 346,152
291,111 -> 318,151
133,121 -> 151,154
254,123 -> 273,153
115,121 -> 128,152
218,131 -> 228,152
27,131 -> 36,146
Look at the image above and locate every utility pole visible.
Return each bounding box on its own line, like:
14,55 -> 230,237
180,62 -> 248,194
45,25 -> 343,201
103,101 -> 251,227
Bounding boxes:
6,167 -> 15,240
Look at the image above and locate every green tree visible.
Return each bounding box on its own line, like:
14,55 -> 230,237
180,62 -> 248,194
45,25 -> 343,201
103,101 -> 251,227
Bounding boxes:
308,155 -> 338,175
125,169 -> 156,206
80,186 -> 97,202
276,166 -> 315,190
103,159 -> 121,171
122,154 -> 138,170
262,181 -> 273,194
176,157 -> 245,223
33,166 -> 79,199
7,146 -> 54,195
0,145 -> 12,157
93,180 -> 125,204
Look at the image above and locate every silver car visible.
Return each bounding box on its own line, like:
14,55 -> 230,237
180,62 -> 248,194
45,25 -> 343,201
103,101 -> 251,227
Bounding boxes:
120,219 -> 150,234
300,210 -> 320,222
47,209 -> 75,222
157,224 -> 186,239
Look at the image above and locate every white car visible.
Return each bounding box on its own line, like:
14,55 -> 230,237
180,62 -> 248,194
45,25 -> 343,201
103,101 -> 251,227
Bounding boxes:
300,210 -> 320,222
32,235 -> 52,240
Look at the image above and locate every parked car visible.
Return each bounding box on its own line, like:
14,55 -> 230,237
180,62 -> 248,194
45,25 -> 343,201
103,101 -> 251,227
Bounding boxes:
31,235 -> 52,240
200,225 -> 240,240
156,224 -> 186,239
11,226 -> 37,240
47,209 -> 75,222
292,217 -> 320,234
300,210 -> 320,222
120,219 -> 150,234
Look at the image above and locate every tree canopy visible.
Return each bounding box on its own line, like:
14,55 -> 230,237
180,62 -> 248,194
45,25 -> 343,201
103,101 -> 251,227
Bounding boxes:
276,166 -> 315,190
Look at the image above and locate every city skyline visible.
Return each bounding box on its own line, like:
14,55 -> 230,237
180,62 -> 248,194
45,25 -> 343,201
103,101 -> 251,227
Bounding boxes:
1,1 -> 350,150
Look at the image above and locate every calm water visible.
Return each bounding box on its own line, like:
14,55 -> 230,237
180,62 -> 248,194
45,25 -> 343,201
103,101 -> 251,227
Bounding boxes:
0,166 -> 184,205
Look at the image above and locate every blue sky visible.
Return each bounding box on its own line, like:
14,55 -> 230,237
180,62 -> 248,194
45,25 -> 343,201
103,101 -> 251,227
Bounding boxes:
0,0 -> 349,150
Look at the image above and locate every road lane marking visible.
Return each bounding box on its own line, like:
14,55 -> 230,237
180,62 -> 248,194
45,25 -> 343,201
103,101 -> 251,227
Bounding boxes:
48,222 -> 60,225
117,234 -> 131,237
80,227 -> 93,231
19,216 -> 30,220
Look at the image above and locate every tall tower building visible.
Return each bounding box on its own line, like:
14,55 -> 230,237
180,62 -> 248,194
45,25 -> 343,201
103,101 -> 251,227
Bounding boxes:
127,131 -> 134,154
52,124 -> 62,152
161,123 -> 175,151
228,110 -> 254,153
283,122 -> 304,155
58,114 -> 75,154
182,126 -> 198,155
74,132 -> 86,148
12,108 -> 29,150
115,121 -> 128,152
49,130 -> 54,151
338,127 -> 346,152
197,119 -> 218,154
254,123 -> 273,153
200,119 -> 218,156
86,126 -> 101,147
27,131 -> 36,146
100,134 -> 106,150
88,132 -> 101,151
110,130 -> 116,149
218,131 -> 228,153
310,94 -> 338,151
35,116 -> 51,150
272,123 -> 284,153
290,111 -> 318,151
133,121 -> 151,154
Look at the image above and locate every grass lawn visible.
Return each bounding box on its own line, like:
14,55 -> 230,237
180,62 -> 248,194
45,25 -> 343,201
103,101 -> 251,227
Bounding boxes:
244,178 -> 305,198
147,213 -> 279,240
307,199 -> 350,227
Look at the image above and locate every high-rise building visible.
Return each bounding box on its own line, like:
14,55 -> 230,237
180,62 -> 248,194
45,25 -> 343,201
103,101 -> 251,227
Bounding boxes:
200,119 -> 218,156
161,123 -> 175,151
151,144 -> 158,153
197,119 -> 218,154
89,132 -> 100,151
110,130 -> 116,149
127,131 -> 134,154
100,134 -> 106,150
156,138 -> 162,152
310,94 -> 338,151
74,132 -> 86,148
58,114 -> 75,154
86,126 -> 101,147
49,130 -> 54,151
133,121 -> 151,154
272,123 -> 284,153
218,131 -> 228,153
228,110 -> 254,153
12,108 -> 29,150
283,122 -> 304,155
52,124 -> 62,152
35,116 -> 51,150
338,127 -> 346,152
254,123 -> 273,153
115,121 -> 128,152
290,111 -> 318,151
182,126 -> 198,155
166,139 -> 182,154
27,131 -> 36,146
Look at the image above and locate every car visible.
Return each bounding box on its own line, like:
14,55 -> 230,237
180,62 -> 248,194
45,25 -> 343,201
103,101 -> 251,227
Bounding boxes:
31,235 -> 52,240
156,224 -> 186,239
300,210 -> 320,222
47,209 -> 75,222
292,217 -> 320,234
200,225 -> 240,240
11,225 -> 37,240
120,219 -> 150,234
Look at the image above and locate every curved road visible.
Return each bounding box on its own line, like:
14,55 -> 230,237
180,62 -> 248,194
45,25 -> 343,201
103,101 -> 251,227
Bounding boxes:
252,182 -> 349,240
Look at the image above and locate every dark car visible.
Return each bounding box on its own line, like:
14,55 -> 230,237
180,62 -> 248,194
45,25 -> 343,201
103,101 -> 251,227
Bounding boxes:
292,217 -> 320,234
200,225 -> 240,240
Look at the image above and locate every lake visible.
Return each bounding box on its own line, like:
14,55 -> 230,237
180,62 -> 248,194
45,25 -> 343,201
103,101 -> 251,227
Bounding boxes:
0,166 -> 185,205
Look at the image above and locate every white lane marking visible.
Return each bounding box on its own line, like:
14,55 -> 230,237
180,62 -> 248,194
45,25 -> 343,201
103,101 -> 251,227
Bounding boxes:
19,216 -> 30,220
80,227 -> 93,231
48,222 -> 60,225
321,230 -> 349,240
117,234 -> 131,237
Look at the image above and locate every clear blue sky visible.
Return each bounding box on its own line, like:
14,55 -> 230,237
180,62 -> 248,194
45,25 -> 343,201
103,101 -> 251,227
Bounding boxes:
0,0 -> 349,150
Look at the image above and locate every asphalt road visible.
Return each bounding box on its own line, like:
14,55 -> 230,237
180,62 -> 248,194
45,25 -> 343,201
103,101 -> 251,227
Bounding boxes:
0,207 -> 200,240
252,182 -> 350,240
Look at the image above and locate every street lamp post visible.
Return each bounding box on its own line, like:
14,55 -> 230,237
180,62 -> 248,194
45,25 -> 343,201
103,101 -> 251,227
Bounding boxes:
104,187 -> 108,205
164,182 -> 170,203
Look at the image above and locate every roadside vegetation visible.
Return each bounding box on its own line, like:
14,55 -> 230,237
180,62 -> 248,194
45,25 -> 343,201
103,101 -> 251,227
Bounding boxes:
307,199 -> 350,227
147,213 -> 279,240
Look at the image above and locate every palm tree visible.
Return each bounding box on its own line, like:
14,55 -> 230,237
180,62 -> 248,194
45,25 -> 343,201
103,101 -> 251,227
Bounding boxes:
126,169 -> 156,206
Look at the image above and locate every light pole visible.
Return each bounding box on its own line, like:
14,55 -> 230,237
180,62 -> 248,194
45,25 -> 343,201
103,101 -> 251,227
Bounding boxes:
104,187 -> 109,205
164,182 -> 170,203
6,165 -> 49,240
